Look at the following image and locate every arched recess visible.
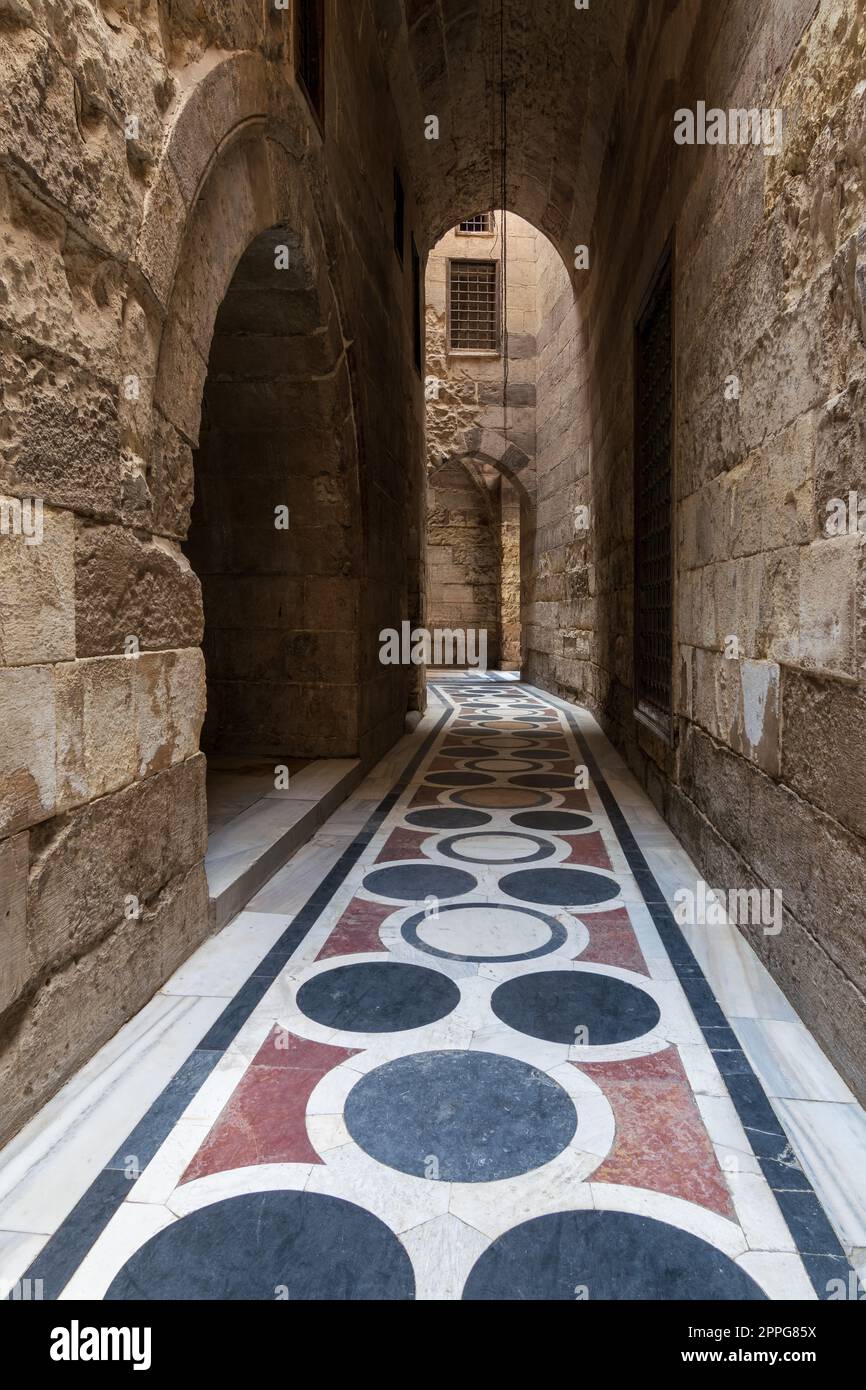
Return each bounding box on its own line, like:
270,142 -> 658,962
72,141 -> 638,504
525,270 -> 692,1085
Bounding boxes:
427,451 -> 533,671
151,124 -> 364,760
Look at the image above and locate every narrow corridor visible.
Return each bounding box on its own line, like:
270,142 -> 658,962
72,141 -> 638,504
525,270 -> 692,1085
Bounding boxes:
2,678 -> 862,1301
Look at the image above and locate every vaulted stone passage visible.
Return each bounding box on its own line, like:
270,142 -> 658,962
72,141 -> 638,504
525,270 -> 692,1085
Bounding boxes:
185,224 -> 361,759
1,0 -> 866,1312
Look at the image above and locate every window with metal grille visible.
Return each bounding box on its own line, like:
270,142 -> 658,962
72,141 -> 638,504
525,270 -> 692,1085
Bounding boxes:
296,0 -> 324,128
457,213 -> 494,235
448,259 -> 500,351
412,234 -> 422,374
394,169 -> 405,264
633,246 -> 674,736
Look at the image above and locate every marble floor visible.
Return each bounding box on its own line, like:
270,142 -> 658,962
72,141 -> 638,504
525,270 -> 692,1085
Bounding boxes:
205,756 -> 312,833
2,678 -> 864,1300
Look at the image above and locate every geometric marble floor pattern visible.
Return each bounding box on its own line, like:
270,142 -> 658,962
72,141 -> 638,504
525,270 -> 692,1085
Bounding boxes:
10,679 -> 857,1300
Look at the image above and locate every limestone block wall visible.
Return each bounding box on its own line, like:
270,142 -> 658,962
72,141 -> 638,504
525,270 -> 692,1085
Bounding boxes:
426,459 -> 502,663
499,476 -> 521,668
527,0 -> 866,1101
0,1 -> 427,1143
525,236 -> 591,693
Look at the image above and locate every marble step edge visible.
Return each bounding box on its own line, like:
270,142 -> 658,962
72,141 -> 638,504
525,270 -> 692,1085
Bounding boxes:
206,759 -> 364,931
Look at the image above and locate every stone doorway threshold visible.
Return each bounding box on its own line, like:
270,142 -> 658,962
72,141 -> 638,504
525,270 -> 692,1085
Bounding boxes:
205,756 -> 364,930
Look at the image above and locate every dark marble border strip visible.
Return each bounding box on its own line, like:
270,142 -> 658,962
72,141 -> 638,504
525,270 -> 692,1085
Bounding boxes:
17,705 -> 452,1300
521,682 -> 857,1299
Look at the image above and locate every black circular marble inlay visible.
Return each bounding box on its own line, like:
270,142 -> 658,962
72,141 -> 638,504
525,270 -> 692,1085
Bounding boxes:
500,867 -> 619,906
405,808 -> 492,831
453,788 -> 551,810
462,1210 -> 767,1301
344,1050 -> 577,1181
105,1191 -> 415,1300
507,729 -> 565,740
426,771 -> 495,787
298,961 -> 460,1032
491,969 -> 660,1044
363,863 -> 477,901
512,811 -> 593,832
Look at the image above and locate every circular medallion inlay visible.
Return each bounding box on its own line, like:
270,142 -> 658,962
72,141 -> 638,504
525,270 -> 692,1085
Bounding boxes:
499,867 -> 619,906
344,1051 -> 577,1182
437,832 -> 556,864
511,811 -> 593,832
105,1192 -> 415,1301
363,864 -> 477,901
405,808 -> 492,831
454,788 -> 551,810
463,1210 -> 767,1301
401,903 -> 569,963
491,969 -> 660,1044
298,961 -> 460,1033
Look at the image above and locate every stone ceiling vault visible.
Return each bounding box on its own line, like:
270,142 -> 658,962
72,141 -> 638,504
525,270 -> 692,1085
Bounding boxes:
371,0 -> 640,258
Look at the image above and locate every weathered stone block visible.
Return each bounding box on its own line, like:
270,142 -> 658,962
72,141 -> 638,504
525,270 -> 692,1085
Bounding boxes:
134,649 -> 206,779
781,667 -> 866,839
74,521 -> 203,657
0,503 -> 75,665
692,650 -> 781,775
0,831 -> 27,1014
0,665 -> 56,836
0,862 -> 210,1149
55,656 -> 136,811
814,380 -> 866,524
26,754 -> 207,976
0,336 -> 121,518
799,534 -> 859,675
150,412 -> 195,541
746,766 -> 866,991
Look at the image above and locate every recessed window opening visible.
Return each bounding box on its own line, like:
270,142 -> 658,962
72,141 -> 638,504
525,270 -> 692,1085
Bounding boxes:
458,213 -> 495,235
448,258 -> 500,352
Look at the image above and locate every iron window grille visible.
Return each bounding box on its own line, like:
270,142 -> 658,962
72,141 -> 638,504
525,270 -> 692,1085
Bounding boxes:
296,0 -> 325,129
633,244 -> 674,738
457,213 -> 494,235
448,258 -> 500,352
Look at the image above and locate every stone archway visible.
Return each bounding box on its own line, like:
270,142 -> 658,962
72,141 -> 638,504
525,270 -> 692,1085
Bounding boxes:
184,216 -> 360,760
147,122 -> 363,760
427,450 -> 532,670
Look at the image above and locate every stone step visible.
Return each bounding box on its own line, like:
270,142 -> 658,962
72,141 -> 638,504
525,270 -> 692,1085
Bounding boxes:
204,758 -> 364,930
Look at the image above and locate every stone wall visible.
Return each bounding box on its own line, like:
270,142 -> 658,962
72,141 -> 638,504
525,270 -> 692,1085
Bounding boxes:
525,236 -> 590,693
426,458 -> 502,665
0,1 -> 427,1143
525,0 -> 866,1102
499,475 -> 521,668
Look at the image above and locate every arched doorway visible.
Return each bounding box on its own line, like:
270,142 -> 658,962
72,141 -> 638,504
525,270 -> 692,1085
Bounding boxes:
184,222 -> 359,763
423,207 -> 582,682
147,126 -> 364,900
